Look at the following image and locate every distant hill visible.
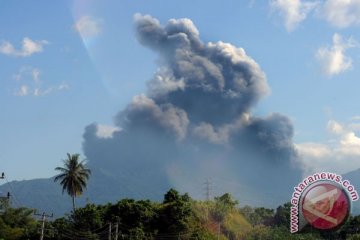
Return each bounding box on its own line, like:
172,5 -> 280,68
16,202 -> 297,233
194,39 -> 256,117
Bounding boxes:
0,177 -> 71,216
343,168 -> 360,215
0,167 -> 172,217
2,168 -> 360,219
0,166 -> 290,217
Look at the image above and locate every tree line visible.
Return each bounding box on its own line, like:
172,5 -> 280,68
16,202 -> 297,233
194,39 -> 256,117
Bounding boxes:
2,153 -> 360,239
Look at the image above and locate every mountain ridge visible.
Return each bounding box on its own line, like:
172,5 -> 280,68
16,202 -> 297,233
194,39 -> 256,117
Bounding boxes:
2,168 -> 360,217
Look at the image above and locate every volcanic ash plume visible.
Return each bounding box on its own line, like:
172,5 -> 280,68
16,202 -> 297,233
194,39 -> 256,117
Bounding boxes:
82,14 -> 302,206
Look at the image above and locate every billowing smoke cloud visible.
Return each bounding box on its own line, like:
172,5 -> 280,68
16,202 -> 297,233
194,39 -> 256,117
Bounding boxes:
82,14 -> 302,206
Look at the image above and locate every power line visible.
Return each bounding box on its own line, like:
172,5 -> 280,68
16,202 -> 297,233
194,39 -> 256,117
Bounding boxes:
56,223 -> 111,240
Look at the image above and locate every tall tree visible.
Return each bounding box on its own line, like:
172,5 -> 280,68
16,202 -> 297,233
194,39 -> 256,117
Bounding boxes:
54,153 -> 91,212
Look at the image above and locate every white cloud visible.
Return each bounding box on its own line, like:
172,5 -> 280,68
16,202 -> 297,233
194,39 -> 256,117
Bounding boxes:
316,33 -> 357,76
96,124 -> 121,139
270,0 -> 360,30
271,0 -> 319,31
12,66 -> 69,97
15,85 -> 29,97
297,142 -> 331,158
32,68 -> 41,83
73,16 -> 103,38
327,119 -> 344,134
37,83 -> 70,96
0,37 -> 48,57
13,66 -> 42,82
321,0 -> 360,28
340,132 -> 360,147
0,41 -> 16,55
297,119 -> 360,175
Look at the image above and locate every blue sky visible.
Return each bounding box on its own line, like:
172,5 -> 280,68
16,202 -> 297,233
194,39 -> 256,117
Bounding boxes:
1,0 -> 360,181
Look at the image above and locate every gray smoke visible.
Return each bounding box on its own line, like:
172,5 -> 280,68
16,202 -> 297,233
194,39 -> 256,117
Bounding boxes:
82,14 -> 302,206
135,13 -> 268,127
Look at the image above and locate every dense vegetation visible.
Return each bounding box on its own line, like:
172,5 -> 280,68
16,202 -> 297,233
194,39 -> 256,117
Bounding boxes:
3,188 -> 360,239
0,199 -> 38,240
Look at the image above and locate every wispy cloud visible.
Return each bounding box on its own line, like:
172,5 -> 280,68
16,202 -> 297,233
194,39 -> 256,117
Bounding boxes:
73,16 -> 103,38
270,0 -> 360,31
316,33 -> 358,76
0,37 -> 48,57
13,66 -> 69,97
270,0 -> 319,31
16,85 -> 29,97
320,0 -> 360,28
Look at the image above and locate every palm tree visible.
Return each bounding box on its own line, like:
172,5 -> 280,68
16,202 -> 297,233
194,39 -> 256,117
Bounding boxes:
54,153 -> 91,212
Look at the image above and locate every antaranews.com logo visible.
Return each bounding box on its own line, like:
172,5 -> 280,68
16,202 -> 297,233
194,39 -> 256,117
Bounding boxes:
290,172 -> 359,233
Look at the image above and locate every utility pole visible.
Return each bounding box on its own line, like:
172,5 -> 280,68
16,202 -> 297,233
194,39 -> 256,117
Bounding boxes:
0,173 -> 11,202
0,192 -> 10,212
34,211 -> 53,240
0,192 -> 10,200
115,223 -> 118,240
0,173 -> 9,212
108,222 -> 112,240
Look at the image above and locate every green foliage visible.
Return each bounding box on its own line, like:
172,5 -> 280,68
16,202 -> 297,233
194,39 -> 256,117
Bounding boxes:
240,205 -> 274,226
243,225 -> 272,240
103,199 -> 158,238
158,189 -> 193,234
215,193 -> 239,209
0,196 -> 10,212
348,234 -> 360,240
191,197 -> 251,239
213,193 -> 239,221
274,202 -> 291,227
222,210 -> 253,239
190,229 -> 217,240
0,207 -> 38,240
49,218 -> 72,240
341,215 -> 360,236
46,189 -> 195,240
128,227 -> 146,240
164,188 -> 181,203
35,189 -> 360,240
71,203 -> 103,231
244,226 -> 320,240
